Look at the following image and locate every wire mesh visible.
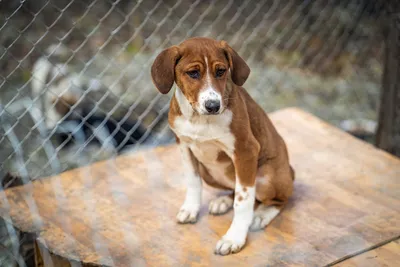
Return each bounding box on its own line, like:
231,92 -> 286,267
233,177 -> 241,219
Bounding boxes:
0,0 -> 386,265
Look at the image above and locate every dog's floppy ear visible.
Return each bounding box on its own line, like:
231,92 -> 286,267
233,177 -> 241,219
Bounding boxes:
151,46 -> 180,94
220,41 -> 250,86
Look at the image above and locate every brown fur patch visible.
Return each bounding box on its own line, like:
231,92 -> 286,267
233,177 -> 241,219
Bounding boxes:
168,94 -> 183,129
216,151 -> 231,162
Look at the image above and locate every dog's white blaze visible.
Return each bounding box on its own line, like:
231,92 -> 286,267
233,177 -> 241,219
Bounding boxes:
205,56 -> 212,87
222,183 -> 255,246
197,57 -> 222,114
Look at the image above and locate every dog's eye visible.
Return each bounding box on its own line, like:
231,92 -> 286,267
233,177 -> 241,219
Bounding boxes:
216,69 -> 226,78
186,70 -> 200,79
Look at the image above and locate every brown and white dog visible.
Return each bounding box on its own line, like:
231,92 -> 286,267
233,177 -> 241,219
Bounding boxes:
151,37 -> 294,255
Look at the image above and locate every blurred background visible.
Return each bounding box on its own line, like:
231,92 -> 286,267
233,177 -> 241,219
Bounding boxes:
0,0 -> 393,265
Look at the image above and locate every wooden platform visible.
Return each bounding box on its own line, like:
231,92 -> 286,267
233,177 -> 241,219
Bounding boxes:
1,108 -> 399,267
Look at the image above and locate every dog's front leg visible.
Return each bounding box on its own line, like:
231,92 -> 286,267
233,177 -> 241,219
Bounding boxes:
215,143 -> 259,255
176,144 -> 202,224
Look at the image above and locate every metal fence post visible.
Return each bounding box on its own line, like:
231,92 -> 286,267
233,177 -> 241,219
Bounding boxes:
376,2 -> 400,157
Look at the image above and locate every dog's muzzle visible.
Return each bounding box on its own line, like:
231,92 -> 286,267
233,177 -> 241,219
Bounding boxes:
204,99 -> 221,114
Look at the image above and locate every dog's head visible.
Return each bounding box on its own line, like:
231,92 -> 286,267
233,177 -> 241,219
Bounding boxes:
151,37 -> 250,115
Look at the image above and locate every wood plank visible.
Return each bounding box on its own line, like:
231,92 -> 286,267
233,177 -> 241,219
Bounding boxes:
0,108 -> 399,267
333,239 -> 400,267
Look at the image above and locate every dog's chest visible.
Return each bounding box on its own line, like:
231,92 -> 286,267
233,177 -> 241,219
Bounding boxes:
172,111 -> 235,152
189,142 -> 235,189
172,112 -> 236,188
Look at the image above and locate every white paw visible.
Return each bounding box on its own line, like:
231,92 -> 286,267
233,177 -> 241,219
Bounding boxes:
209,195 -> 233,215
214,236 -> 246,255
249,205 -> 281,231
176,205 -> 199,224
249,215 -> 268,231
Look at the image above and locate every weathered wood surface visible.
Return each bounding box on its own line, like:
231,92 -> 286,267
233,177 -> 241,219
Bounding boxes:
333,238 -> 400,267
0,108 -> 399,267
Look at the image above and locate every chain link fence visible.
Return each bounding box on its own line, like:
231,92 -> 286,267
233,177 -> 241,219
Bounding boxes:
0,0 -> 386,265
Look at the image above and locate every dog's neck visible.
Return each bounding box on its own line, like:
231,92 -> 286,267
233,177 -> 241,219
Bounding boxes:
175,86 -> 194,119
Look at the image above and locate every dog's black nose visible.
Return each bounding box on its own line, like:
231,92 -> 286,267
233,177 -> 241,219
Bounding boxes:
204,100 -> 220,114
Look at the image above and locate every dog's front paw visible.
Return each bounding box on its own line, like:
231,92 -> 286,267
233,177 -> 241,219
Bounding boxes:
209,195 -> 233,215
214,235 -> 246,255
176,205 -> 199,224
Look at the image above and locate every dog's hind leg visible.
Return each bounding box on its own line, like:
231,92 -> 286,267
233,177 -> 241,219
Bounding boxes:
249,204 -> 282,231
251,162 -> 292,231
